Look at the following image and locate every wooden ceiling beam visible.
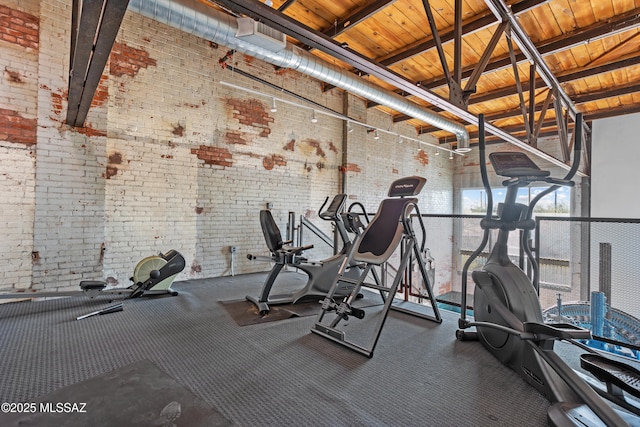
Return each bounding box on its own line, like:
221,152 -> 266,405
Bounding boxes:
331,0 -> 543,93
573,82 -> 640,104
377,0 -> 546,66
402,79 -> 640,128
432,104 -> 640,145
311,0 -> 395,61
323,0 -> 395,38
416,8 -> 640,92
369,10 -> 640,108
381,53 -> 640,112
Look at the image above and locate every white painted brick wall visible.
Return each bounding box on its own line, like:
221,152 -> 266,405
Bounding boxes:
0,0 -> 39,292
0,144 -> 36,291
0,0 -> 457,294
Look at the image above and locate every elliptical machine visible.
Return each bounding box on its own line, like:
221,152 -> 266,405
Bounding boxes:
456,114 -> 640,426
246,194 -> 367,314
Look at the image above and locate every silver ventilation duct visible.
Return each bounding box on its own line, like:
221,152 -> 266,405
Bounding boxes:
127,0 -> 470,151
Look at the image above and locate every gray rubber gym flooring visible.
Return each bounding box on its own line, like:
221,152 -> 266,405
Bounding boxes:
0,271 -> 557,426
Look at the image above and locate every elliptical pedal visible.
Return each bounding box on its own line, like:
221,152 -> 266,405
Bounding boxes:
581,353 -> 640,398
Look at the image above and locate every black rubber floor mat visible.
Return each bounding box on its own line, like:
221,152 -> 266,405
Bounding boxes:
0,359 -> 233,427
219,299 -> 320,326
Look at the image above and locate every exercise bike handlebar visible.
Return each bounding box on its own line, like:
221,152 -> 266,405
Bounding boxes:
318,194 -> 347,221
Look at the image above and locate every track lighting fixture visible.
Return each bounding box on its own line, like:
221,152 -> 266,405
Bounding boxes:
218,81 -> 466,159
347,121 -> 354,133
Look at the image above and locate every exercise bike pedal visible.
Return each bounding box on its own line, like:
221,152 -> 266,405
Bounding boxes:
580,353 -> 640,399
350,307 -> 365,319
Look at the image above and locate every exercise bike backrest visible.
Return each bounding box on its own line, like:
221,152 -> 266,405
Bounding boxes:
259,194 -> 348,254
259,210 -> 286,254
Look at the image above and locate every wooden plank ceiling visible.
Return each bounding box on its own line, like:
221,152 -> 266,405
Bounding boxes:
211,0 -> 640,164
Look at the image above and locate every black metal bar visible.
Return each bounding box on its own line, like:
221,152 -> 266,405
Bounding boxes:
533,89 -> 554,141
66,0 -> 106,126
598,242 -> 612,302
67,0 -> 130,127
453,0 -> 462,85
506,29 -> 532,143
277,0 -> 296,12
421,0 -> 452,85
463,20 -> 508,102
552,89 -> 569,161
529,62 -> 536,144
417,8 -> 640,93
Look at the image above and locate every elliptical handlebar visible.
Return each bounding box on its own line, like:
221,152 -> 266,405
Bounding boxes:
523,113 -> 583,292
459,115 -> 492,325
525,112 -> 583,219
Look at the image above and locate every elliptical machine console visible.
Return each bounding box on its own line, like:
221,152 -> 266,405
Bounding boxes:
457,114 -> 640,427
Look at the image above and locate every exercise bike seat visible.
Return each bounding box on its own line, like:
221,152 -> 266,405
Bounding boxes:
79,280 -> 107,290
581,353 -> 640,399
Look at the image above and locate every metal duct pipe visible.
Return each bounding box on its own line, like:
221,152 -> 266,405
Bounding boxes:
127,0 -> 470,151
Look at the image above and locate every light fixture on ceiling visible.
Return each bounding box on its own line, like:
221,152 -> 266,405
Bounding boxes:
310,110 -> 318,123
347,121 -> 354,133
374,129 -> 380,140
270,98 -> 277,113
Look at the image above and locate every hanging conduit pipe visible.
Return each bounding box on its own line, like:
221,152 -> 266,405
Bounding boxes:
127,0 -> 470,151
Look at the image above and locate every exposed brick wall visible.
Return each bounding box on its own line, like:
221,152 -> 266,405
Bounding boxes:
225,97 -> 273,138
0,1 -> 39,291
0,108 -> 37,145
109,41 -> 157,77
191,145 -> 233,167
0,4 -> 38,49
0,1 -> 461,292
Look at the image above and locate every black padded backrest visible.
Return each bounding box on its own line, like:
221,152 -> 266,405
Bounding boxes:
259,210 -> 284,253
353,197 -> 417,265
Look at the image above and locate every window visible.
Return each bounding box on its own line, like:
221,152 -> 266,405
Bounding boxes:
461,186 -> 571,216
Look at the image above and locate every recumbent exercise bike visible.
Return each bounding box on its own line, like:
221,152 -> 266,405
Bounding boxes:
246,194 -> 372,315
